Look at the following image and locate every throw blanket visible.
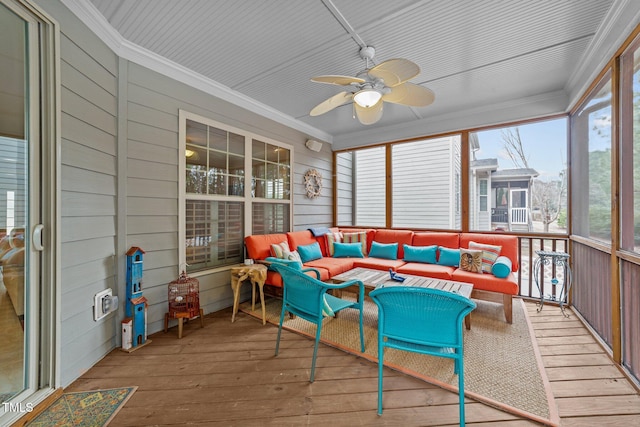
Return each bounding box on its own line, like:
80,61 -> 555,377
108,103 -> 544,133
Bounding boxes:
308,227 -> 330,236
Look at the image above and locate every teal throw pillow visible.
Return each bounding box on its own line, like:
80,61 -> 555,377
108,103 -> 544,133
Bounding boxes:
437,247 -> 460,267
492,256 -> 513,278
369,241 -> 398,260
332,242 -> 364,258
297,242 -> 323,263
403,244 -> 437,264
264,257 -> 303,270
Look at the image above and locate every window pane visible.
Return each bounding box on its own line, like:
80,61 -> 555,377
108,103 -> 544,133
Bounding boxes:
209,126 -> 227,151
355,147 -> 386,227
185,200 -> 244,271
571,74 -> 612,242
392,136 -> 461,229
186,120 -> 206,147
252,139 -> 290,200
621,41 -> 640,252
252,202 -> 290,234
208,150 -> 226,174
229,132 -> 244,155
208,174 -> 226,195
470,118 -> 568,233
266,143 -> 279,162
252,139 -> 265,160
186,145 -> 207,194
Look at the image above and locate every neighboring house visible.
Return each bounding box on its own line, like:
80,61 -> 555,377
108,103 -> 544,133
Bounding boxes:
490,168 -> 539,232
338,135 -> 462,230
470,158 -> 539,232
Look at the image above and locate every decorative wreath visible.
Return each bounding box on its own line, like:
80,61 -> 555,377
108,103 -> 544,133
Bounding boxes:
304,169 -> 323,199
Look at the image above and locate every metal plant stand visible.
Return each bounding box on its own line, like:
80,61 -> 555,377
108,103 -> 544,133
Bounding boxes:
533,250 -> 572,317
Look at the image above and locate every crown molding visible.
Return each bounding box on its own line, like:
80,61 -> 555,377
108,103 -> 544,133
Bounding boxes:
333,90 -> 568,150
60,0 -> 333,144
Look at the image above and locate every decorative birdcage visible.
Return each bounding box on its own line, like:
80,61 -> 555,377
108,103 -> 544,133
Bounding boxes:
167,271 -> 200,319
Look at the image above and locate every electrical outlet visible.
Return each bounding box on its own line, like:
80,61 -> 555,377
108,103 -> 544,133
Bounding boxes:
94,288 -> 116,321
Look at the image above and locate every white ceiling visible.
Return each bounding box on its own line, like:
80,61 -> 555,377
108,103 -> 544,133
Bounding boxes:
64,0 -> 640,149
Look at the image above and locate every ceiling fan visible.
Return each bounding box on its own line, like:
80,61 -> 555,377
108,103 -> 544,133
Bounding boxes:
309,46 -> 435,125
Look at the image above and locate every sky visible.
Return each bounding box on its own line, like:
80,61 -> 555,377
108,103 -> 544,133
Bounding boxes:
474,117 -> 568,182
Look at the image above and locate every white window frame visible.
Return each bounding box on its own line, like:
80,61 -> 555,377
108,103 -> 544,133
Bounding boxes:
479,178 -> 488,212
178,110 -> 293,275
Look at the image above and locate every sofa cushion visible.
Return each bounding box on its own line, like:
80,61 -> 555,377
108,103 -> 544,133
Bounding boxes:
303,257 -> 355,276
353,258 -> 406,271
492,256 -> 513,279
373,229 -> 413,259
342,231 -> 369,256
437,247 -> 460,267
412,232 -> 459,249
460,233 -> 519,272
451,269 -> 518,295
270,241 -> 291,258
469,241 -> 502,273
369,241 -> 398,260
403,244 -> 437,264
287,230 -> 328,256
332,242 -> 364,258
325,231 -> 343,256
297,242 -> 323,263
245,234 -> 288,260
460,248 -> 483,273
396,262 -> 455,280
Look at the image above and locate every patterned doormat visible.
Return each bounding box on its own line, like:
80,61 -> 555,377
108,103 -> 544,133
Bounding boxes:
27,387 -> 136,427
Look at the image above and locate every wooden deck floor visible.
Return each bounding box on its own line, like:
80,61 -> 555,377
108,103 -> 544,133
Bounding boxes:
63,301 -> 640,426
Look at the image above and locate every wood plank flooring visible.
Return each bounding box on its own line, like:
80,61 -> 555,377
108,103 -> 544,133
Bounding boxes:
61,301 -> 640,426
526,302 -> 640,427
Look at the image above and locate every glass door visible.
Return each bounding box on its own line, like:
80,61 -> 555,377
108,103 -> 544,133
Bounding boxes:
0,0 -> 51,417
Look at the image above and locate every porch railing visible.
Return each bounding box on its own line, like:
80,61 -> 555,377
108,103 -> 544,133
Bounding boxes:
516,235 -> 569,302
510,207 -> 528,225
491,208 -> 508,223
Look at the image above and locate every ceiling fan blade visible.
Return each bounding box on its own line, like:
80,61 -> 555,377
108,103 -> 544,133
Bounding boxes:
354,100 -> 383,125
368,58 -> 420,87
311,75 -> 366,86
382,82 -> 435,107
310,91 -> 354,116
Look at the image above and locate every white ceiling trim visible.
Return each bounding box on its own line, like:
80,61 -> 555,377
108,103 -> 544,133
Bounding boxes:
333,90 -> 568,150
565,0 -> 640,108
60,0 -> 334,144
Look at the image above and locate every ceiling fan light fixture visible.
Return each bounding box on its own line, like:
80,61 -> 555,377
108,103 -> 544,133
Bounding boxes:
353,89 -> 382,108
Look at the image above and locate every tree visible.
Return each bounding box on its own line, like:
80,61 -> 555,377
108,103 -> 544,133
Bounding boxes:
500,128 -> 530,169
532,171 -> 567,232
500,127 -> 565,232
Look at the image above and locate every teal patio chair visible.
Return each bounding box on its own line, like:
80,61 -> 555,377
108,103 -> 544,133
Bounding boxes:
369,286 -> 476,425
270,263 -> 365,382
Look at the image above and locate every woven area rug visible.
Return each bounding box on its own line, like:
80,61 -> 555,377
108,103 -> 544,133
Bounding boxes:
27,387 -> 136,427
240,295 -> 557,425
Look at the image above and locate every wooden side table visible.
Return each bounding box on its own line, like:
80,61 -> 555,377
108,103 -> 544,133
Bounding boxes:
231,264 -> 268,325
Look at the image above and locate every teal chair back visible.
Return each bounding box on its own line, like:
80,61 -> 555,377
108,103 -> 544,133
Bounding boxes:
369,286 -> 476,425
270,263 -> 365,382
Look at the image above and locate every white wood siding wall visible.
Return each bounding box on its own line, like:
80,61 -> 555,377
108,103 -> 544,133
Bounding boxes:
48,0 -> 119,386
355,147 -> 386,226
392,137 -> 456,229
38,0 -> 333,388
124,63 -> 332,337
336,151 -> 354,226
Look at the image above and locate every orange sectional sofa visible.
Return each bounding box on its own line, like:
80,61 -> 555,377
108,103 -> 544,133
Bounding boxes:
244,228 -> 519,323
